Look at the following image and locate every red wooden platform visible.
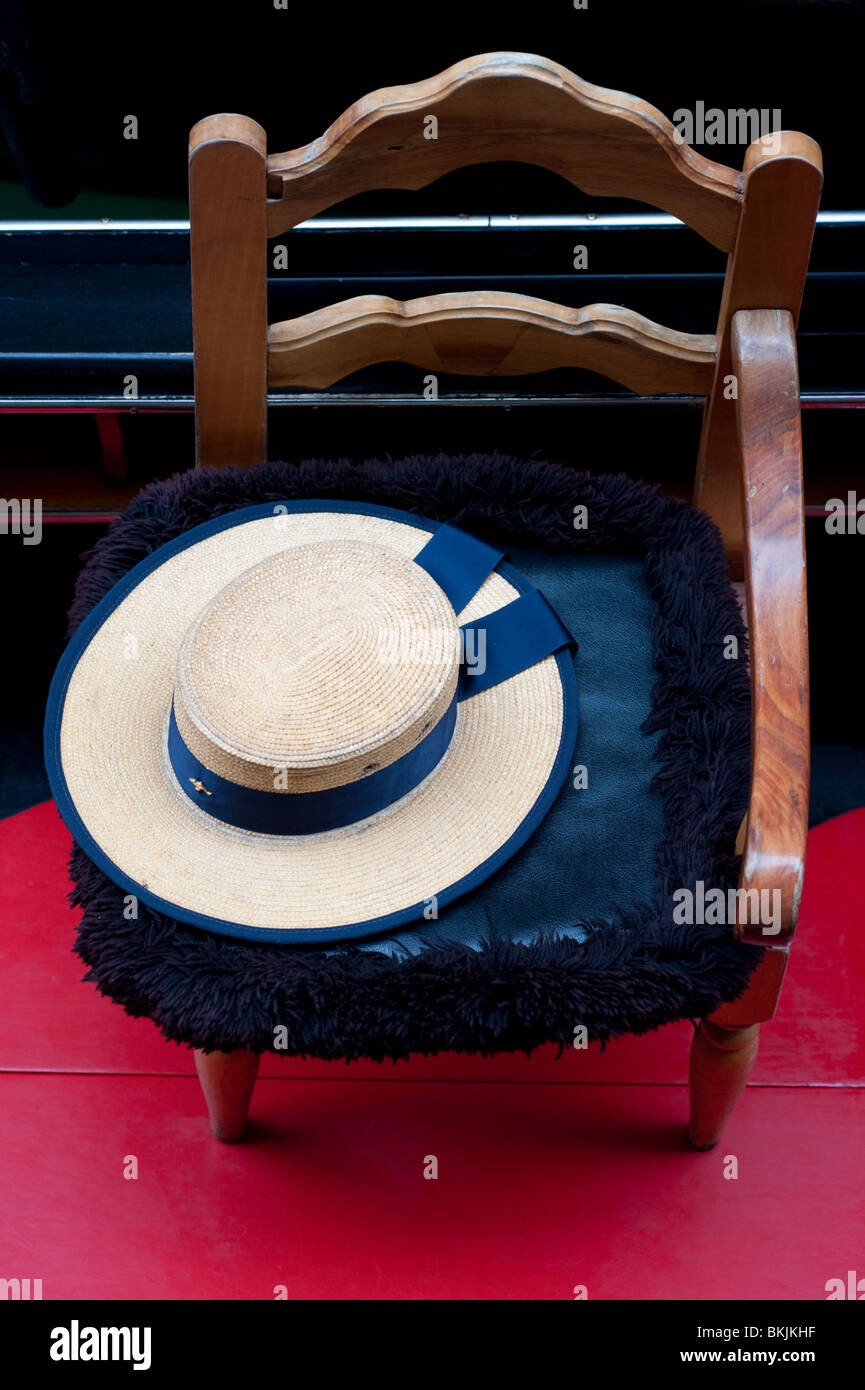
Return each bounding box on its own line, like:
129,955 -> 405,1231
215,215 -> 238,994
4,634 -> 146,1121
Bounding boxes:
1,802 -> 862,1300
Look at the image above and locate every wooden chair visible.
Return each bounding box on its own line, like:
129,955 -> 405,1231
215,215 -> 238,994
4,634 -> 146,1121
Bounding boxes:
187,52 -> 821,1145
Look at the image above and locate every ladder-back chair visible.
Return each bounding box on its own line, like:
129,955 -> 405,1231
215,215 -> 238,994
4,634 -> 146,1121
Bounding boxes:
144,53 -> 821,1142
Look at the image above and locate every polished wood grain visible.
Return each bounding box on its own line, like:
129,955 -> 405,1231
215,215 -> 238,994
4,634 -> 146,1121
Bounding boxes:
189,115 -> 268,470
688,1021 -> 760,1149
731,309 -> 810,950
194,1048 -> 260,1142
268,293 -> 717,394
711,947 -> 789,1028
694,133 -> 822,571
266,52 -> 742,248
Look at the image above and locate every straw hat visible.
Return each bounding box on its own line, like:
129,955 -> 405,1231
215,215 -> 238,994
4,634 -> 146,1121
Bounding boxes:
45,500 -> 578,943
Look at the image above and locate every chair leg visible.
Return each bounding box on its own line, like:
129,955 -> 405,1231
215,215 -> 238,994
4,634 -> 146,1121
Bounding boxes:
688,1020 -> 760,1151
194,1048 -> 260,1142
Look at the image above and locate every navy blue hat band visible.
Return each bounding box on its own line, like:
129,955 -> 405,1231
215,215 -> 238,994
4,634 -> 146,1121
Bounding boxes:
168,527 -> 575,837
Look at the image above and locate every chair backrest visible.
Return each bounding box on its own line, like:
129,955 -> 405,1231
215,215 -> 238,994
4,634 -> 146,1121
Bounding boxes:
188,51 -> 822,561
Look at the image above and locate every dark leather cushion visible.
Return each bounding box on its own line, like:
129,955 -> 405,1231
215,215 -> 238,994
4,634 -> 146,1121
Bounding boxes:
66,453 -> 759,1059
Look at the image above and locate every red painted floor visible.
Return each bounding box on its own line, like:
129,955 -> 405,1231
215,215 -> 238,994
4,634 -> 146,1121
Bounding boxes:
1,801 -> 863,1299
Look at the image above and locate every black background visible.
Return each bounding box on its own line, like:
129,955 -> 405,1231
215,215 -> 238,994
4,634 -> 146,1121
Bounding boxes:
1,0 -> 864,212
1,0 -> 863,819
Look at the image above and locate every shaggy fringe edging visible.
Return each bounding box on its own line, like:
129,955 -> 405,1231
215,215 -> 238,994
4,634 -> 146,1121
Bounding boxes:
65,453 -> 760,1059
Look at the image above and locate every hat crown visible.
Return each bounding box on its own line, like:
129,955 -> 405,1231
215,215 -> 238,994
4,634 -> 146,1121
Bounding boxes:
173,540 -> 460,794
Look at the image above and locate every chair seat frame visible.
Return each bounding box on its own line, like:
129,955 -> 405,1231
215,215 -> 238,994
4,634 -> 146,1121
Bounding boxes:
187,52 -> 822,1146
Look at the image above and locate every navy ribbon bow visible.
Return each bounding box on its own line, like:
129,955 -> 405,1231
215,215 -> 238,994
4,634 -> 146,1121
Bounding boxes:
168,522 -> 576,835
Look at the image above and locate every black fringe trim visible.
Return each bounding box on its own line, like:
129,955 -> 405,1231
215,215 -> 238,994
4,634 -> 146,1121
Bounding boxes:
64,453 -> 760,1060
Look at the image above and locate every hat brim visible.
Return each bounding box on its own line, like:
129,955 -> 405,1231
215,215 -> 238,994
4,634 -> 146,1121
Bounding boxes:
45,500 -> 578,943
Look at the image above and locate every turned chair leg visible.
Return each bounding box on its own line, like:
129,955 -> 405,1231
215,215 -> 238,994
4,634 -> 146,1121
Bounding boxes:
194,1048 -> 260,1142
688,1020 -> 760,1151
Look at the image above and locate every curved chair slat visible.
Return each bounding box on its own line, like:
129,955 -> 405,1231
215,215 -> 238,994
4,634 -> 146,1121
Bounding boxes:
267,291 -> 717,395
266,52 -> 742,249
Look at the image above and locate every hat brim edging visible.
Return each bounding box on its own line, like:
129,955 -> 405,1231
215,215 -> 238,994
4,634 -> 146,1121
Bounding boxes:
44,499 -> 578,944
